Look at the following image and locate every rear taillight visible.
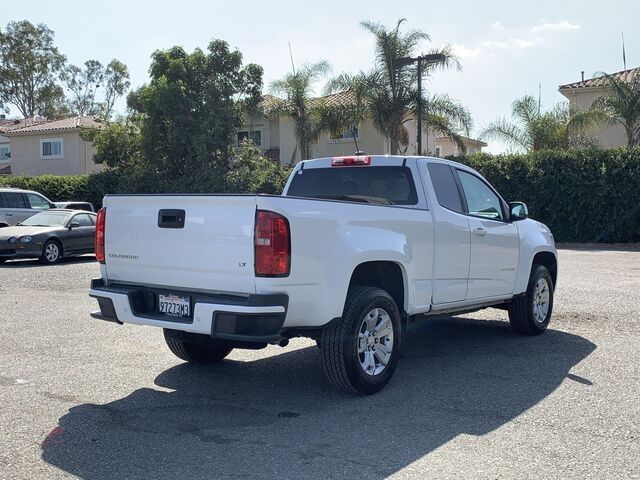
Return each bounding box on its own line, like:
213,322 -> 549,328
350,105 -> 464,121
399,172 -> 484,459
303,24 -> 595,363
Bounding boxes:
331,155 -> 371,166
254,210 -> 290,277
95,207 -> 106,264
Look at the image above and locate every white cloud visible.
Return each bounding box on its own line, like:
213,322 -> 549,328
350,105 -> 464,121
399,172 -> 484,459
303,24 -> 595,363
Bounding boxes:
531,20 -> 581,33
453,43 -> 481,58
482,37 -> 542,50
491,21 -> 504,30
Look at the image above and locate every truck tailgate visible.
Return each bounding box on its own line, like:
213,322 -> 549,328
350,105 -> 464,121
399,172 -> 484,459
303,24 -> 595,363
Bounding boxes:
102,195 -> 257,294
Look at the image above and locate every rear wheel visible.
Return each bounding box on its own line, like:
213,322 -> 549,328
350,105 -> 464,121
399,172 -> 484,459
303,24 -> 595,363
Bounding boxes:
509,265 -> 554,335
163,329 -> 233,364
40,240 -> 62,265
321,286 -> 401,395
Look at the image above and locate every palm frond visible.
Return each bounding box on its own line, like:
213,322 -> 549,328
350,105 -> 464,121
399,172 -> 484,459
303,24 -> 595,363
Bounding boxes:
511,95 -> 538,126
424,93 -> 472,135
479,118 -> 530,151
427,114 -> 468,153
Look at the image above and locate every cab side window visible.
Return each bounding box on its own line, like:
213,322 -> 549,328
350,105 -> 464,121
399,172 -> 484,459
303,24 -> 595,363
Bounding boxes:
5,192 -> 27,209
457,170 -> 504,220
427,163 -> 463,213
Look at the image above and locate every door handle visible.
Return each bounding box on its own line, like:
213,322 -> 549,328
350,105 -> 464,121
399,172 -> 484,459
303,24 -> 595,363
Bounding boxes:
473,227 -> 487,236
5,213 -> 12,216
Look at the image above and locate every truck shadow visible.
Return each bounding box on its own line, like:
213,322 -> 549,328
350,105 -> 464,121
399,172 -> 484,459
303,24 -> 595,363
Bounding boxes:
42,317 -> 595,479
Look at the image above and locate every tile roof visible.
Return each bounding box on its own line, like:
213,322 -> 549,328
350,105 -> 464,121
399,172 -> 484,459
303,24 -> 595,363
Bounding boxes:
261,90 -> 360,109
0,117 -> 48,134
5,116 -> 104,135
559,67 -> 638,90
435,134 -> 487,146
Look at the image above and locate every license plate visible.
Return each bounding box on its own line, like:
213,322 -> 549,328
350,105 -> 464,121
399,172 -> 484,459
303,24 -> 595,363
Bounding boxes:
158,294 -> 191,317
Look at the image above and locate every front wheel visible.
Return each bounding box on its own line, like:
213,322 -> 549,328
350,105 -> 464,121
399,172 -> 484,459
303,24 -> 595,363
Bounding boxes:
40,240 -> 62,265
163,329 -> 233,364
509,265 -> 554,335
321,286 -> 401,395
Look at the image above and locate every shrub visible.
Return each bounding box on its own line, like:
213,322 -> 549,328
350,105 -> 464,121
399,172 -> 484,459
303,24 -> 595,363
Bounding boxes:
0,171 -> 120,209
3,148 -> 638,243
225,141 -> 291,194
452,148 -> 640,243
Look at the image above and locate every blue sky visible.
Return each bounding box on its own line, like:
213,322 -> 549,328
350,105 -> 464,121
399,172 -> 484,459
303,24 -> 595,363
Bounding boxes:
3,0 -> 638,152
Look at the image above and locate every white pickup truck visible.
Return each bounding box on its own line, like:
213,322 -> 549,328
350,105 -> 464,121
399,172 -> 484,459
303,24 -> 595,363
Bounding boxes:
89,155 -> 557,394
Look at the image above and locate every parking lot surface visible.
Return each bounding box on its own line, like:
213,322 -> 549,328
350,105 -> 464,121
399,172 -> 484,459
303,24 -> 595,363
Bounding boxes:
1,248 -> 639,479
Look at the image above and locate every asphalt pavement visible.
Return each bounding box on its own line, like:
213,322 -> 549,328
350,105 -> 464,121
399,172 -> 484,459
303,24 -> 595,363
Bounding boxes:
0,248 -> 638,479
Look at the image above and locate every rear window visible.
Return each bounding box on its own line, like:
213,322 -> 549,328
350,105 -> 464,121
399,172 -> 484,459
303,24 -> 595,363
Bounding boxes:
286,166 -> 418,205
67,203 -> 93,211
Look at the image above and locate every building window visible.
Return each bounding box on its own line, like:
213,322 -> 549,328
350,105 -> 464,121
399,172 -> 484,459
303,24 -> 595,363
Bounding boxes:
237,130 -> 262,147
434,146 -> 442,157
0,144 -> 9,162
40,139 -> 64,159
331,127 -> 359,140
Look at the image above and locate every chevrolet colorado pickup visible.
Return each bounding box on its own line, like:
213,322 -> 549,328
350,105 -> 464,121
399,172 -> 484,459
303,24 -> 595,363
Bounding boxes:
89,155 -> 557,395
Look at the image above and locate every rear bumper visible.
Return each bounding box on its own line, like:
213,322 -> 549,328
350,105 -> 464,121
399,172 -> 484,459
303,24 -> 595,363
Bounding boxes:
89,278 -> 288,343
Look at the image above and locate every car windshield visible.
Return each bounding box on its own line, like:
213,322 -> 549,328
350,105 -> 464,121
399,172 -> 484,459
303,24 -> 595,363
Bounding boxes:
18,212 -> 71,227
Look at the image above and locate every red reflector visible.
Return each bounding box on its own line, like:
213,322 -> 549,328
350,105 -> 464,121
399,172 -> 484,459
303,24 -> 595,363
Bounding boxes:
331,155 -> 371,166
254,210 -> 290,276
95,207 -> 106,264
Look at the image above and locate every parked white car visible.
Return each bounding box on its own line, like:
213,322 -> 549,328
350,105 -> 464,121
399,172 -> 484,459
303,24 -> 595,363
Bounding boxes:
0,187 -> 56,227
89,155 -> 557,394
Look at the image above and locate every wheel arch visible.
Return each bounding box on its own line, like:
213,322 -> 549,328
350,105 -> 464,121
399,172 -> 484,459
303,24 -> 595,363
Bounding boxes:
44,236 -> 64,257
532,251 -> 557,287
347,260 -> 407,315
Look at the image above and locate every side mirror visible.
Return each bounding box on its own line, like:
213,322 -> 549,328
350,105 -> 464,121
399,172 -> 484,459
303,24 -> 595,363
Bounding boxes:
509,202 -> 528,221
68,222 -> 81,230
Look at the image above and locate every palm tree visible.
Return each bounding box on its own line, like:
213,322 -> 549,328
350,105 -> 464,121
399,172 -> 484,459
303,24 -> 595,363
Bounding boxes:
591,71 -> 640,148
263,61 -> 331,161
325,19 -> 472,155
480,95 -> 602,151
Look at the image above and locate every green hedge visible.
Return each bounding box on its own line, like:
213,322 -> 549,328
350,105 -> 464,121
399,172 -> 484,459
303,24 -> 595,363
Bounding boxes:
452,148 -> 640,243
0,171 -> 120,210
2,148 -> 639,242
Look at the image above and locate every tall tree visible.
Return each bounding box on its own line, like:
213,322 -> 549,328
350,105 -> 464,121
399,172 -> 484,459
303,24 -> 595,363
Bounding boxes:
63,60 -> 105,116
264,61 -> 331,161
128,40 -> 262,191
326,19 -> 471,155
0,20 -> 66,117
480,95 -> 602,151
591,71 -> 640,148
102,59 -> 131,119
63,58 -> 130,118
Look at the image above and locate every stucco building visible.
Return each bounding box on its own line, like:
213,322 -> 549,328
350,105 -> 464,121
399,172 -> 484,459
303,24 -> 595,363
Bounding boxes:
558,67 -> 638,148
240,92 -> 484,165
0,116 -> 103,176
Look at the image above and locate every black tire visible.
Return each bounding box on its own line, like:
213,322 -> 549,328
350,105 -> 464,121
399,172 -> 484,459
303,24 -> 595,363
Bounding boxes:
321,286 -> 402,395
39,239 -> 62,265
509,264 -> 554,335
163,329 -> 233,364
